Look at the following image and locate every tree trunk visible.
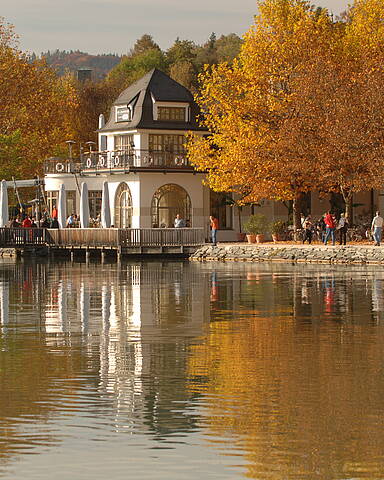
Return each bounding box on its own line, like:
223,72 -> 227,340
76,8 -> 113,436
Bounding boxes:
342,191 -> 353,226
238,206 -> 242,233
293,192 -> 304,231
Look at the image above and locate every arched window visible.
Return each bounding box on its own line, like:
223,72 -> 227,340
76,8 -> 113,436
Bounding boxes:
151,184 -> 191,228
115,183 -> 132,228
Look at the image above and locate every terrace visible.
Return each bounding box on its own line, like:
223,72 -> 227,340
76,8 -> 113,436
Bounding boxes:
45,149 -> 196,175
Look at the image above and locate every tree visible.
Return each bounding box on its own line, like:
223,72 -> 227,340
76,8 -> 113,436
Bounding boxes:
188,0 -> 334,228
294,0 -> 384,219
130,34 -> 161,56
215,34 -> 242,63
107,47 -> 167,91
169,60 -> 196,91
0,17 -> 77,178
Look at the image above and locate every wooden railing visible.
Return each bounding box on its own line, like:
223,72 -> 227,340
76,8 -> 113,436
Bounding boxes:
46,228 -> 205,248
0,228 -> 48,246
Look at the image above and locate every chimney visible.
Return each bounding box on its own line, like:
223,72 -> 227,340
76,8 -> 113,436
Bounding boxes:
77,69 -> 92,82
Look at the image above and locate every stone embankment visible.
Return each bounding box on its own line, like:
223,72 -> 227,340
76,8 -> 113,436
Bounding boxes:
190,244 -> 384,265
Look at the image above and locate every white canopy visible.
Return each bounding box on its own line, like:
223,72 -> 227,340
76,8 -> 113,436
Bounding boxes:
0,180 -> 8,227
101,181 -> 111,228
57,184 -> 66,229
80,182 -> 90,228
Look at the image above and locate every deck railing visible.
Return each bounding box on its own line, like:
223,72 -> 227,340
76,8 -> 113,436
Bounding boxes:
46,228 -> 205,248
0,227 -> 205,249
45,150 -> 194,175
0,228 -> 48,246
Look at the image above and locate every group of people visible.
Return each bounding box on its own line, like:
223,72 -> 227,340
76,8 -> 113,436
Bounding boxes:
301,210 -> 384,246
300,212 -> 348,246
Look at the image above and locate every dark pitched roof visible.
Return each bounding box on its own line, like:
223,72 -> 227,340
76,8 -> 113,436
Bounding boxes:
99,68 -> 206,133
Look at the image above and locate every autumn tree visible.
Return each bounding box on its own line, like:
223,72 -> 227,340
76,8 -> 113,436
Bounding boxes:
188,0 -> 334,228
298,0 -> 384,219
0,17 -> 77,179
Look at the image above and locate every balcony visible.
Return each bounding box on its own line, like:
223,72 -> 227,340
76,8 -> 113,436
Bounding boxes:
45,150 -> 196,175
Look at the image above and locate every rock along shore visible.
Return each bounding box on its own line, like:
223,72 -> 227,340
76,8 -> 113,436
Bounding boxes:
190,243 -> 384,265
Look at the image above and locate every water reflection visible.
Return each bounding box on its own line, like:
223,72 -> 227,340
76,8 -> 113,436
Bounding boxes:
0,260 -> 384,479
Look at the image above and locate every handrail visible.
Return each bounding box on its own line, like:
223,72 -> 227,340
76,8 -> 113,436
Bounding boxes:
44,150 -> 194,174
0,227 -> 205,248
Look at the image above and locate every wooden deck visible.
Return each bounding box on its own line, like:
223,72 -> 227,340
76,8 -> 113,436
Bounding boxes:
0,227 -> 205,255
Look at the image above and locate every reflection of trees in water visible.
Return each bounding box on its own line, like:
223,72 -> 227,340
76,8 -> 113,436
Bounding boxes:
189,263 -> 384,479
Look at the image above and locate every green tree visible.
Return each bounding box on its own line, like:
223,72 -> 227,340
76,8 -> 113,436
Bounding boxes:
130,34 -> 161,56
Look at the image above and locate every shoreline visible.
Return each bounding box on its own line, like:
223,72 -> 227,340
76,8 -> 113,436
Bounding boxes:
190,243 -> 384,265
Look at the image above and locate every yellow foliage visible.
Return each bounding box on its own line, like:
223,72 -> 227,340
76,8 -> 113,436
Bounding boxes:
187,0 -> 384,215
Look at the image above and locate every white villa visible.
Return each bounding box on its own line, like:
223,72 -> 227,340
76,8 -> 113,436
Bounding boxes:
44,69 -> 383,238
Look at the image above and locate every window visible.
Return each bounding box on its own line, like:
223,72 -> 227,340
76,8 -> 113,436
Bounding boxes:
157,107 -> 185,122
116,106 -> 132,122
149,134 -> 185,153
114,135 -> 134,152
88,191 -> 102,220
210,191 -> 233,230
46,191 -> 58,218
66,191 -> 76,216
115,183 -> 132,228
46,190 -> 76,217
151,184 -> 191,228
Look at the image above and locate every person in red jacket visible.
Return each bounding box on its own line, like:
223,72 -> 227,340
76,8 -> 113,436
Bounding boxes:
22,216 -> 32,228
324,211 -> 336,245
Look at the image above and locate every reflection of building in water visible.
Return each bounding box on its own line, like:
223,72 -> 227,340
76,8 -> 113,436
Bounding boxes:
40,261 -> 207,432
0,260 -> 209,454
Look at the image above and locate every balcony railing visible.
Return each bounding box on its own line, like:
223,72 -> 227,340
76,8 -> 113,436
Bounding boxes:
45,150 -> 194,175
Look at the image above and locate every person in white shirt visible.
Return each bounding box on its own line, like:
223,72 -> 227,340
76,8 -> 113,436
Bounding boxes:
337,213 -> 348,245
174,214 -> 186,228
371,211 -> 384,246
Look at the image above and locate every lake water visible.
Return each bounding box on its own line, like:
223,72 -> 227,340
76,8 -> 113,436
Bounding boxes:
0,258 -> 384,479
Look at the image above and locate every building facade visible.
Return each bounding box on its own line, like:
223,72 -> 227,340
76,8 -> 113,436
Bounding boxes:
44,69 -> 215,234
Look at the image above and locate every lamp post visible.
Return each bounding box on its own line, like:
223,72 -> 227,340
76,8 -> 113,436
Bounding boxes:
65,140 -> 76,159
85,141 -> 96,153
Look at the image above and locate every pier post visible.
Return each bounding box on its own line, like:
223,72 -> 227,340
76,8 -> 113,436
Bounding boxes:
85,248 -> 90,263
70,249 -> 75,262
101,250 -> 106,263
117,246 -> 122,263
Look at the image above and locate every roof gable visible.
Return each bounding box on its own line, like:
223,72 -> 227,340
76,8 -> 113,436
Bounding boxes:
100,68 -> 205,133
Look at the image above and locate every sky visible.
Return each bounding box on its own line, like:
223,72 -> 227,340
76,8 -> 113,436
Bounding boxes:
3,0 -> 350,55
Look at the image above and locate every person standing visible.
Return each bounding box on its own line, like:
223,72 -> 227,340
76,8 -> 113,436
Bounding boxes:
337,213 -> 348,245
371,211 -> 383,246
209,215 -> 219,246
302,216 -> 313,244
66,214 -> 75,228
22,216 -> 32,228
174,214 -> 186,228
324,211 -> 336,245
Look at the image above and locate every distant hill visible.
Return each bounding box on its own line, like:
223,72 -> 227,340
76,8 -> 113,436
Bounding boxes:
35,50 -> 122,79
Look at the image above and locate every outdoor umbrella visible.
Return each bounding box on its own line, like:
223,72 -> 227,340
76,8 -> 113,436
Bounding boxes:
101,181 -> 111,228
80,182 -> 90,228
57,184 -> 66,229
0,180 -> 8,227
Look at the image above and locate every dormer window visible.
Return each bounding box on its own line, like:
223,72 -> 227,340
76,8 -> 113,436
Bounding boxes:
158,106 -> 186,122
116,105 -> 132,122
